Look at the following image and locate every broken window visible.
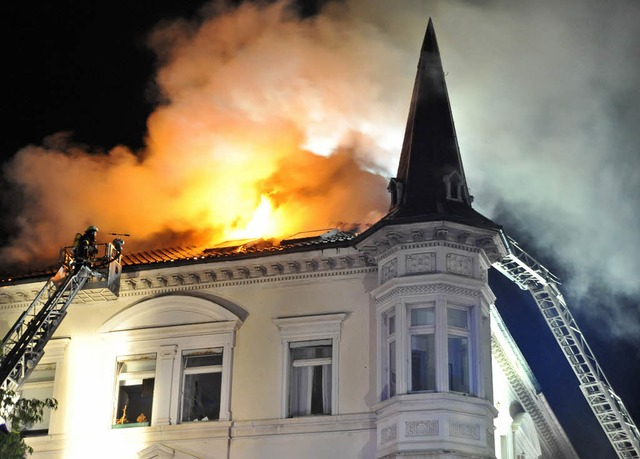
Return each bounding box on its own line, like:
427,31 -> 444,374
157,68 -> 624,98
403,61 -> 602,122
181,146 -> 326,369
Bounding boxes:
113,354 -> 156,428
180,348 -> 223,422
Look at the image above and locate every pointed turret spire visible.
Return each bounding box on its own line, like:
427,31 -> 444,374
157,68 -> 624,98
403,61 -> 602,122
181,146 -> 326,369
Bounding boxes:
386,19 -> 497,229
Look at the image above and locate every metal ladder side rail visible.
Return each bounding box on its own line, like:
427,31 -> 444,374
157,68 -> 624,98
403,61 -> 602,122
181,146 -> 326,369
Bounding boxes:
0,275 -> 75,392
0,273 -> 84,392
0,277 -> 63,357
0,267 -> 92,392
525,279 -> 639,458
493,238 -> 640,458
529,286 -> 603,381
495,235 -> 560,288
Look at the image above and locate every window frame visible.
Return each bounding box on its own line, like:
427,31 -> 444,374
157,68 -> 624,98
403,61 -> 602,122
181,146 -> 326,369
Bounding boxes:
19,337 -> 69,436
381,309 -> 397,400
288,339 -> 333,416
20,362 -> 57,436
407,302 -> 437,393
112,353 -> 157,428
446,305 -> 472,394
273,313 -> 346,418
179,347 -> 224,423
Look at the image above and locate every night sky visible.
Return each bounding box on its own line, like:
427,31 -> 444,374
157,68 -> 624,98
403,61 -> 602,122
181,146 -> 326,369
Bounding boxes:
1,1 -> 639,458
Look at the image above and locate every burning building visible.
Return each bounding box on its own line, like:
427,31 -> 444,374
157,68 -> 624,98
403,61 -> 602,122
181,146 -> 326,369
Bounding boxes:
0,19 -> 583,459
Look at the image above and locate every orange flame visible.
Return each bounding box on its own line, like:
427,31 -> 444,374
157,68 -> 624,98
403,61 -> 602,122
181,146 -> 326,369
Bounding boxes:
0,1 -> 400,272
226,194 -> 280,241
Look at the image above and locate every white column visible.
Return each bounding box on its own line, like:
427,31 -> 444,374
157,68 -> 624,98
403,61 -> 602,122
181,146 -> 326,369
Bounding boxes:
153,344 -> 178,425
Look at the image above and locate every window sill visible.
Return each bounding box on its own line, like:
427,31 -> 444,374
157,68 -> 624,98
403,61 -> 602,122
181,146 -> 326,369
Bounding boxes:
112,422 -> 150,429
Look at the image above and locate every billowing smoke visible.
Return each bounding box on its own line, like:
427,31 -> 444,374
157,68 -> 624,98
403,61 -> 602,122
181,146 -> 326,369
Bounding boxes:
418,0 -> 640,340
1,0 -> 639,339
0,1 -> 402,270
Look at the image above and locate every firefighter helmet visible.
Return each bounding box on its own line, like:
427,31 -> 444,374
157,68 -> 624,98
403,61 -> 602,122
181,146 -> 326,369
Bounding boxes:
86,225 -> 99,233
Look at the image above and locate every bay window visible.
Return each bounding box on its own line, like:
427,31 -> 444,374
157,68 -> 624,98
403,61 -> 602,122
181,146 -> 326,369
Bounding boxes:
379,299 -> 476,400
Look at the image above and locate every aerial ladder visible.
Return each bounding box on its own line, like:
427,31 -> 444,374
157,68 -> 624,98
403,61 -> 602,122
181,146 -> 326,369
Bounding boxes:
493,233 -> 640,459
0,239 -> 124,393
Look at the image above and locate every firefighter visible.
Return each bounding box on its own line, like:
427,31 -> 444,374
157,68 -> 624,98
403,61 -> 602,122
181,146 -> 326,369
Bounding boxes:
73,225 -> 99,270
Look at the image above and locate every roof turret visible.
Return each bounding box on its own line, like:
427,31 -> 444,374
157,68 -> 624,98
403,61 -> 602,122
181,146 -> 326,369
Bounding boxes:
385,19 -> 497,229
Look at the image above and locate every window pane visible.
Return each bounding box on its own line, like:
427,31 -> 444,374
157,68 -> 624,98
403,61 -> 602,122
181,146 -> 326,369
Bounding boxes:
448,336 -> 469,393
411,307 -> 435,326
184,349 -> 223,368
119,358 -> 155,374
115,378 -> 154,426
181,372 -> 222,422
291,344 -> 332,361
24,362 -> 56,383
388,340 -> 396,398
411,334 -> 435,391
388,314 -> 395,336
289,341 -> 332,416
114,355 -> 156,427
289,364 -> 332,416
181,349 -> 223,422
447,308 -> 468,329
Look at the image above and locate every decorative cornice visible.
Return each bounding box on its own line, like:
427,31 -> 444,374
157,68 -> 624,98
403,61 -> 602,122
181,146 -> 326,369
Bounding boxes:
374,282 -> 483,305
0,253 -> 376,308
491,307 -> 578,459
357,220 -> 504,261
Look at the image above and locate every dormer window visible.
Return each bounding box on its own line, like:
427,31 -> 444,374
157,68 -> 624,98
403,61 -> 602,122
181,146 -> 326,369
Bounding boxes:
444,171 -> 465,202
387,178 -> 404,208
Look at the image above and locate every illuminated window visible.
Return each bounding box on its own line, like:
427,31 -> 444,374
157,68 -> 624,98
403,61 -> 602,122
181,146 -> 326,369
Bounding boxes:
288,340 -> 332,416
102,296 -> 242,427
274,313 -> 346,418
181,348 -> 223,422
21,362 -> 56,436
113,354 -> 156,428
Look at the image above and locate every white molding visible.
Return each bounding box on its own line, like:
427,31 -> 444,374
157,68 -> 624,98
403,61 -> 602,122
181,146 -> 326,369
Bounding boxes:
99,294 -> 242,333
138,443 -> 200,459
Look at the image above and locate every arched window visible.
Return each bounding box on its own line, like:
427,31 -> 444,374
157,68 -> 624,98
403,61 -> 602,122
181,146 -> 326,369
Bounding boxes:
443,171 -> 465,202
511,403 -> 542,458
100,294 -> 244,427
